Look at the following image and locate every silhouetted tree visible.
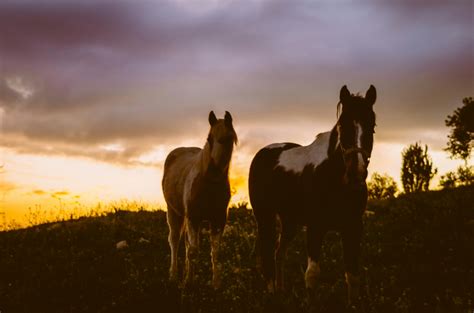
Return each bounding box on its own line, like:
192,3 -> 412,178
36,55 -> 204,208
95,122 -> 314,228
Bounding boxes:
439,165 -> 474,189
367,172 -> 398,200
445,97 -> 473,163
401,143 -> 437,193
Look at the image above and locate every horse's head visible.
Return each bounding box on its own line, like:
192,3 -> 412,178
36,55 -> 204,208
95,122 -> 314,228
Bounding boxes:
337,85 -> 376,187
207,110 -> 238,171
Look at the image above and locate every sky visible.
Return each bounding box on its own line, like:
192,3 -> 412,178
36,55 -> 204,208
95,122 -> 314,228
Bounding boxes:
0,0 -> 472,225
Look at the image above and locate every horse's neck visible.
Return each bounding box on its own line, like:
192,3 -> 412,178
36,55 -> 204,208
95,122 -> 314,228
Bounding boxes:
327,125 -> 345,168
199,142 -> 229,179
199,143 -> 211,171
328,125 -> 340,156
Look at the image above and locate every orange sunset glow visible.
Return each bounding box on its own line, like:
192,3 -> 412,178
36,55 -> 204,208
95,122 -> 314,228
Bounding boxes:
0,0 -> 471,227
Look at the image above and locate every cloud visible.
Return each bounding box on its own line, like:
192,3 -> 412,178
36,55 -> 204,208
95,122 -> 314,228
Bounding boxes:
32,189 -> 47,196
0,134 -> 165,167
29,188 -> 81,200
0,180 -> 17,194
0,0 -> 471,165
51,190 -> 70,199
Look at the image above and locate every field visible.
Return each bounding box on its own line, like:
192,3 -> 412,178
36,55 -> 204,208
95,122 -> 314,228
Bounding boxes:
0,186 -> 473,313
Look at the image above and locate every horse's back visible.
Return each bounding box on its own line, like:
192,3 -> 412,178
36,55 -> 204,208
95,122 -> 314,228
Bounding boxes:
164,147 -> 200,170
162,147 -> 201,215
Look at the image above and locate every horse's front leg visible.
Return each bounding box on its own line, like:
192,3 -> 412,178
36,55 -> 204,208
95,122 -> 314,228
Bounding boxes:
210,225 -> 224,289
342,218 -> 363,307
184,217 -> 200,288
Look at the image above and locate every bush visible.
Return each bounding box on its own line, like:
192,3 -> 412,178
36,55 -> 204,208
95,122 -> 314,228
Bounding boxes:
367,172 -> 398,200
440,165 -> 474,189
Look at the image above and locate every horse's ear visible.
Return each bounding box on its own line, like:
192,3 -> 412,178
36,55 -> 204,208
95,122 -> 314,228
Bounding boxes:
365,85 -> 376,106
340,85 -> 351,104
224,111 -> 233,126
209,111 -> 217,126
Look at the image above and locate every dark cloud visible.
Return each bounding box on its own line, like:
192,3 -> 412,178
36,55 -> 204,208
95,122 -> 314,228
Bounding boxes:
0,0 -> 472,165
0,134 -> 164,167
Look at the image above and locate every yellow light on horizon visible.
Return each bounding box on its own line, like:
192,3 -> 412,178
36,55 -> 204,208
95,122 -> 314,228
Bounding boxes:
0,137 -> 465,228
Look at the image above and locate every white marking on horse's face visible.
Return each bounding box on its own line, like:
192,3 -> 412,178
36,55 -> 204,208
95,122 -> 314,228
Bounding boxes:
265,143 -> 287,149
208,120 -> 236,171
277,132 -> 330,174
354,121 -> 365,174
211,142 -> 230,168
305,258 -> 320,289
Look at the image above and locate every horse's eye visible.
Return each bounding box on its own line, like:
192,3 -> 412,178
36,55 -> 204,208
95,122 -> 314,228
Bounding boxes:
207,135 -> 214,146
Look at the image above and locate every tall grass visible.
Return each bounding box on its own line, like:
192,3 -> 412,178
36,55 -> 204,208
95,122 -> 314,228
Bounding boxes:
0,200 -> 162,231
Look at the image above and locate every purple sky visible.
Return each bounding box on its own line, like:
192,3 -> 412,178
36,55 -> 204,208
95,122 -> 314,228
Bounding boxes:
0,0 -> 472,167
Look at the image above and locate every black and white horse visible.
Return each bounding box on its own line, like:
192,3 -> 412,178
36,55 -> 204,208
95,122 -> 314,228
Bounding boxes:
249,85 -> 376,304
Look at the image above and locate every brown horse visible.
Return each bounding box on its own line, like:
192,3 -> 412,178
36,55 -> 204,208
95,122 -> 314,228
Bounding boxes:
162,111 -> 237,289
249,85 -> 376,305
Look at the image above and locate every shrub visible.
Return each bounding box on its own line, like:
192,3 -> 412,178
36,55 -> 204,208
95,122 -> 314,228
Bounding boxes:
367,172 -> 398,199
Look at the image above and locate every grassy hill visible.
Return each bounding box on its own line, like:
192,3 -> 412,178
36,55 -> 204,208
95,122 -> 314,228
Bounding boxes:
0,186 -> 473,313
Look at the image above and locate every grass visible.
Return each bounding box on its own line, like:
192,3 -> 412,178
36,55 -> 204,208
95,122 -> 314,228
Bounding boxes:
0,186 -> 473,313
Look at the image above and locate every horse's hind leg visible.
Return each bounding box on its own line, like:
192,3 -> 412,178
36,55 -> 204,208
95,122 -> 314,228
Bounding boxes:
255,210 -> 277,293
167,208 -> 184,282
342,218 -> 363,306
275,216 -> 297,292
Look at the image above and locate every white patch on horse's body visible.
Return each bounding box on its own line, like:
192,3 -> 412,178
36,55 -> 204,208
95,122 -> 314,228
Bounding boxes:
183,158 -> 201,211
265,143 -> 287,149
305,258 -> 321,289
277,131 -> 331,174
355,122 -> 365,173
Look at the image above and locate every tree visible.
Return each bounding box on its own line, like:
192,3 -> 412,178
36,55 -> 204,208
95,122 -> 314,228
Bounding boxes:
401,143 -> 437,193
439,165 -> 474,189
367,172 -> 398,200
445,97 -> 474,163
